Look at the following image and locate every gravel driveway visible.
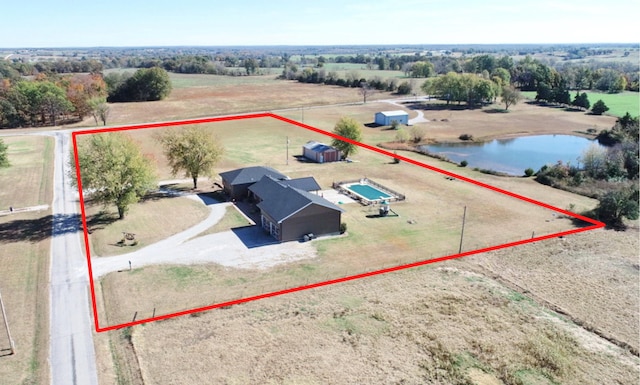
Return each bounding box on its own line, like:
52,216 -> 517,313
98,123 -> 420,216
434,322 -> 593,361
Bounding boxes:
91,194 -> 317,278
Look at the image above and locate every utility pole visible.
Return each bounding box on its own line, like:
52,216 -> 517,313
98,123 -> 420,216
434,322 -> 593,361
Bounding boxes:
458,206 -> 467,254
0,289 -> 15,355
286,136 -> 290,165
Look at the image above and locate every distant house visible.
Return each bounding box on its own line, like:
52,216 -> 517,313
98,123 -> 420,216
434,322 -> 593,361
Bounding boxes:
248,175 -> 344,242
374,110 -> 409,126
219,166 -> 288,200
302,141 -> 342,163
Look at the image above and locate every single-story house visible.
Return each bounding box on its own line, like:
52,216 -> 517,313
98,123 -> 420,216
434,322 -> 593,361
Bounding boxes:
249,175 -> 344,242
374,110 -> 409,126
302,141 -> 342,163
219,166 -> 288,200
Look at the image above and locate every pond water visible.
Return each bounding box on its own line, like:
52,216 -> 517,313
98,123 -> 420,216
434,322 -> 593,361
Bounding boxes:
419,135 -> 602,176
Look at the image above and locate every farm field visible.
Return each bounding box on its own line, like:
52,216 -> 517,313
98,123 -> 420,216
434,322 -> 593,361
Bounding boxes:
0,135 -> 54,385
521,90 -> 640,118
110,236 -> 638,384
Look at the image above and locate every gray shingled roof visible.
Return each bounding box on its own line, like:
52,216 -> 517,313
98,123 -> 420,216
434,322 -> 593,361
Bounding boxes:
254,177 -> 343,223
249,176 -> 321,198
303,141 -> 338,153
219,166 -> 288,186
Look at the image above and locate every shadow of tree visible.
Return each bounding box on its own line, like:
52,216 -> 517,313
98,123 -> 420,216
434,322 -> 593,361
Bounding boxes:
0,213 -> 80,244
86,211 -> 119,233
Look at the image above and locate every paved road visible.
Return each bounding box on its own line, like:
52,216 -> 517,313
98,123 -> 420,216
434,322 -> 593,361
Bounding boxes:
49,132 -> 99,385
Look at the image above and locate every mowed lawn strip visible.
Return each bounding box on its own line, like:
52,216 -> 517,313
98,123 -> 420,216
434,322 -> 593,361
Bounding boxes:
0,135 -> 54,385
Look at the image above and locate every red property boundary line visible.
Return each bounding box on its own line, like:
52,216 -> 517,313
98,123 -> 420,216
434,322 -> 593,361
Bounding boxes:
70,112 -> 605,333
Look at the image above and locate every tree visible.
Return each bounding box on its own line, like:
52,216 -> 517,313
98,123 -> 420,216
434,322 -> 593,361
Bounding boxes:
158,127 -> 224,189
572,92 -> 590,110
331,117 -> 363,159
396,81 -> 412,95
0,139 -> 9,168
501,86 -> 522,110
358,81 -> 374,103
591,99 -> 609,115
88,97 -> 110,126
410,126 -> 426,143
395,128 -> 410,143
410,62 -> 434,78
76,133 -> 156,219
595,187 -> 639,229
108,67 -> 172,102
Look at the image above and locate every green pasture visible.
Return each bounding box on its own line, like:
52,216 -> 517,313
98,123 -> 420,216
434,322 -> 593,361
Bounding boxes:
522,90 -> 639,118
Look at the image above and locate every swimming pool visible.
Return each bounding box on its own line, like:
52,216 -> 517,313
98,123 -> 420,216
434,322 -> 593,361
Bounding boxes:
337,178 -> 404,204
345,183 -> 392,200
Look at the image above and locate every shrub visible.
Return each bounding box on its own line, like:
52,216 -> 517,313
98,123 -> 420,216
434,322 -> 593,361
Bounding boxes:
390,120 -> 400,130
395,128 -> 410,143
460,160 -> 468,167
524,168 -> 535,177
396,81 -> 412,95
410,126 -> 426,143
459,133 -> 473,141
339,222 -> 347,234
594,187 -> 639,229
591,99 -> 609,115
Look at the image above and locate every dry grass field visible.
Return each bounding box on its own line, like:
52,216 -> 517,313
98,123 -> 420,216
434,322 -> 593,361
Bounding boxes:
119,256 -> 637,385
78,80 -> 637,384
0,135 -> 54,385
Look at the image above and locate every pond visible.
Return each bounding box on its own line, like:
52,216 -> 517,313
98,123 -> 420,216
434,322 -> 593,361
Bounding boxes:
419,135 -> 602,176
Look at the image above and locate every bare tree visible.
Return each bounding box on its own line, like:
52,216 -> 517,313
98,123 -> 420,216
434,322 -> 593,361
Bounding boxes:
359,82 -> 374,104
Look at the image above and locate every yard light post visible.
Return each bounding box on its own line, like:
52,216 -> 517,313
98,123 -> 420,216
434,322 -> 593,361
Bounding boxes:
0,289 -> 15,355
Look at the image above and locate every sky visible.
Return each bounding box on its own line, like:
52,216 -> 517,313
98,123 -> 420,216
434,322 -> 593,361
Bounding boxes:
1,0 -> 638,48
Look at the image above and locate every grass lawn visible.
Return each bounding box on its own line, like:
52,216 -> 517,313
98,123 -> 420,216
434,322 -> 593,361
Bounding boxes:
85,193 -> 210,257
521,90 -> 639,118
192,204 -> 252,238
0,136 -> 54,208
0,135 -> 54,385
96,113 -> 598,326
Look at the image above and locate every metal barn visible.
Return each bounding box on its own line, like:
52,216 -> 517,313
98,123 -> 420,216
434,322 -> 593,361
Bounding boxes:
374,110 -> 409,126
302,141 -> 342,163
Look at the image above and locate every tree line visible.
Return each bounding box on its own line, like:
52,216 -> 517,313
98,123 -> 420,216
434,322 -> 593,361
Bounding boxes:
0,67 -> 172,128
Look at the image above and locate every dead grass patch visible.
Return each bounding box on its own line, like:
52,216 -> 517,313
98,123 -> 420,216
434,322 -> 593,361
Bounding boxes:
465,228 -> 640,354
126,266 -> 638,384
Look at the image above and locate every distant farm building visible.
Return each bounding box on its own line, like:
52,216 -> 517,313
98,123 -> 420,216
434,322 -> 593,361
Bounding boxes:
374,110 -> 409,126
302,141 -> 342,163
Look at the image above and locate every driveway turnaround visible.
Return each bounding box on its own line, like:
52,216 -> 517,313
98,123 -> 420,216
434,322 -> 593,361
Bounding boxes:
91,196 -> 318,278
